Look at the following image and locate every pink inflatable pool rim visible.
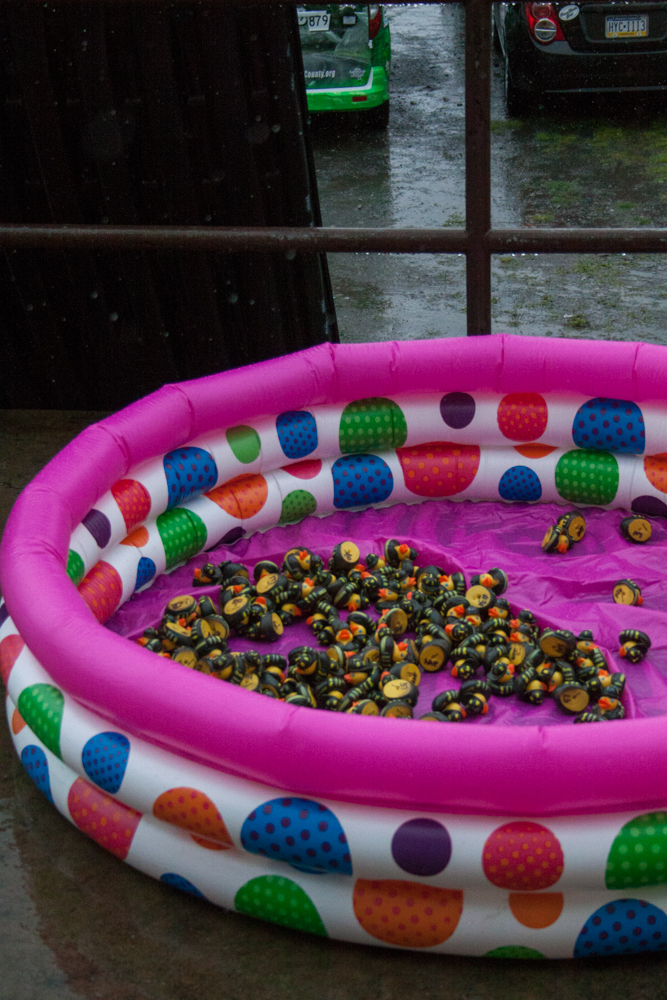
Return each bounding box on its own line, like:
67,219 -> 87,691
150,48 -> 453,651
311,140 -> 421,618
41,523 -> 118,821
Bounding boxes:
3,334 -> 667,818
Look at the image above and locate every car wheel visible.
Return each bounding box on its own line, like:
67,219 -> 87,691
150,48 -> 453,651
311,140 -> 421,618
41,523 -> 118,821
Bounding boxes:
504,55 -> 533,117
363,101 -> 390,129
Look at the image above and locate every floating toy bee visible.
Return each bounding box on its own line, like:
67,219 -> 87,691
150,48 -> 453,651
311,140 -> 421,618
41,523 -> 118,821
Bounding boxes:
557,511 -> 586,543
597,696 -> 625,720
619,629 -> 651,663
613,579 -> 643,606
620,515 -> 652,544
574,710 -> 604,723
542,525 -> 570,554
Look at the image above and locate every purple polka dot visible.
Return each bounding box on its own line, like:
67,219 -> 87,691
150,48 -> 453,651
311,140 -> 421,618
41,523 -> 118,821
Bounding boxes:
391,818 -> 452,877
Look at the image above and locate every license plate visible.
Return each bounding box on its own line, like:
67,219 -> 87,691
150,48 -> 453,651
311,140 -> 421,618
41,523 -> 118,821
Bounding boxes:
297,9 -> 331,31
605,14 -> 648,37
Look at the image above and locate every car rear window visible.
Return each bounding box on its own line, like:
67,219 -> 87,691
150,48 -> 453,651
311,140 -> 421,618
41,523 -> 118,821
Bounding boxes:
299,5 -> 372,86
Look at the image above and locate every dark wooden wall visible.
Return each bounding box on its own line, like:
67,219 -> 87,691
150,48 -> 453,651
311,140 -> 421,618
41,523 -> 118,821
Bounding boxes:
0,3 -> 337,409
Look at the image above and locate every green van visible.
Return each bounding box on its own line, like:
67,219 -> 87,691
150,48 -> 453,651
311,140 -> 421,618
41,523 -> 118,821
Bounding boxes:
298,4 -> 391,127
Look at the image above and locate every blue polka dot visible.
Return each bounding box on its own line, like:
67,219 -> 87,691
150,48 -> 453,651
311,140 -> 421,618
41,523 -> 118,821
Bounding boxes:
164,447 -> 218,509
574,899 -> 667,957
240,798 -> 352,875
135,557 -> 156,591
276,411 -> 318,459
160,873 -> 207,899
21,745 -> 53,803
498,466 -> 542,501
332,454 -> 393,510
81,732 -> 130,794
572,398 -> 645,455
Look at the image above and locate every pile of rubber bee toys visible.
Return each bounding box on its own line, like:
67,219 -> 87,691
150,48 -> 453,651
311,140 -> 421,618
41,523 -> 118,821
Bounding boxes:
135,538 -> 645,724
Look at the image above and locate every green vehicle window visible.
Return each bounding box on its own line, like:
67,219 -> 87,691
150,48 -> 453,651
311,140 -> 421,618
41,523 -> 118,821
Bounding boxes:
299,5 -> 372,87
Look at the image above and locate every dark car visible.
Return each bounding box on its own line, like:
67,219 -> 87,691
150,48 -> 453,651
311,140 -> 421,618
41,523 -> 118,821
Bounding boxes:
494,1 -> 667,114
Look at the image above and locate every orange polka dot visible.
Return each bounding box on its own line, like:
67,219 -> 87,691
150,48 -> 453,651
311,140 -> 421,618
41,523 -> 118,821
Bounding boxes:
398,442 -> 480,498
509,892 -> 564,929
644,454 -> 667,493
353,879 -> 462,948
153,786 -> 233,849
11,708 -> 26,734
206,474 -> 268,519
513,444 -> 557,459
120,526 -> 150,547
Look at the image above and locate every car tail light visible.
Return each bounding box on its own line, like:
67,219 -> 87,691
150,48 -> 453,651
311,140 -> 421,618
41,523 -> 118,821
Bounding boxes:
368,4 -> 382,39
524,2 -> 564,43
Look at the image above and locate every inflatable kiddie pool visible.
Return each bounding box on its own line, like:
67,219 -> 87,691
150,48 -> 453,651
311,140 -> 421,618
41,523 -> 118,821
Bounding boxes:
3,334 -> 667,960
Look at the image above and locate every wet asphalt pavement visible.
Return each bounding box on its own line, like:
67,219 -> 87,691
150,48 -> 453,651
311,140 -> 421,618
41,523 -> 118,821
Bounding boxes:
311,3 -> 667,344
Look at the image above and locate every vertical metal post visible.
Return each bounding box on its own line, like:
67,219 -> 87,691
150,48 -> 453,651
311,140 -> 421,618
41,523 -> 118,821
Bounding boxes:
464,0 -> 492,335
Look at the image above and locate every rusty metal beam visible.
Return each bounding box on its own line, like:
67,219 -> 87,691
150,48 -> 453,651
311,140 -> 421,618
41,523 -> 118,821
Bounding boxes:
1,224 -> 666,254
464,0 -> 492,335
486,229 -> 667,253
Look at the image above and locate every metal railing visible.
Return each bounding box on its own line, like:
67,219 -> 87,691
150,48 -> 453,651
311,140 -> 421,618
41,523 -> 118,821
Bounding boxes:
1,0 -> 666,337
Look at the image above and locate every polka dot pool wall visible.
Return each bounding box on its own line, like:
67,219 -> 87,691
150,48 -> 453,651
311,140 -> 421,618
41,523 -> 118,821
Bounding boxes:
164,447 -> 218,509
332,455 -> 393,509
574,900 -> 667,957
353,880 -> 463,948
234,876 -> 328,936
64,389 -> 667,628
20,745 -> 53,803
572,399 -> 645,455
12,659 -> 667,959
339,398 -> 407,452
276,411 -> 318,459
605,812 -> 667,889
498,466 -> 542,502
81,732 -> 130,794
397,443 -> 480,498
440,392 -> 476,429
391,819 -> 452,877
482,822 -> 564,891
240,798 -> 352,875
160,873 -> 208,899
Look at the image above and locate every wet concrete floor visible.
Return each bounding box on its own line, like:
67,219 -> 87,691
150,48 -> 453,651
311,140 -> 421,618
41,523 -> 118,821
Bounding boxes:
313,3 -> 667,344
2,407 -> 667,997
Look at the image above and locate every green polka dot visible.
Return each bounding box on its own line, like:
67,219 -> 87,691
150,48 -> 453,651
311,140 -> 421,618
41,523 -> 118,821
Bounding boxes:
339,398 -> 407,453
279,490 -> 317,524
67,549 -> 85,586
234,876 -> 327,937
157,508 -> 207,569
555,449 -> 619,505
485,946 -> 546,960
227,425 -> 261,464
17,684 -> 64,758
606,812 -> 667,888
